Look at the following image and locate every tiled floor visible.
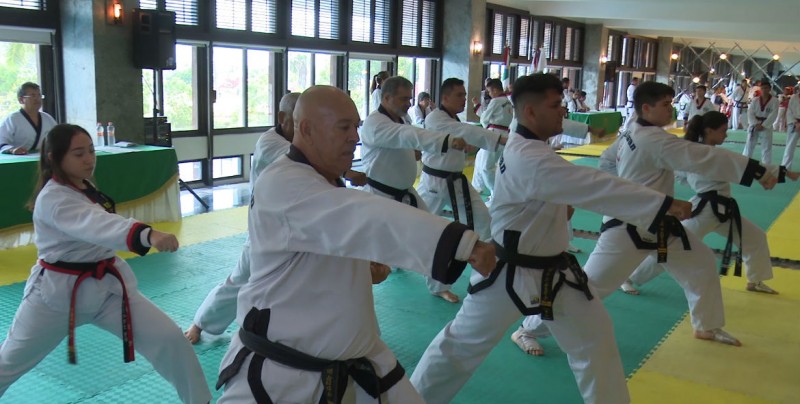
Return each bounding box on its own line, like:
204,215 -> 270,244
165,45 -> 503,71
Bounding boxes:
179,182 -> 251,217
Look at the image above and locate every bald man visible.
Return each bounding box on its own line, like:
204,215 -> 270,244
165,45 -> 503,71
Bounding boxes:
215,86 -> 497,403
184,93 -> 301,344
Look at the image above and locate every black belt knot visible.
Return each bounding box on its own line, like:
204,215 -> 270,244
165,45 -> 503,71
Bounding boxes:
217,308 -> 404,404
422,165 -> 473,230
601,216 -> 691,263
367,177 -> 417,207
467,230 -> 593,321
694,191 -> 743,276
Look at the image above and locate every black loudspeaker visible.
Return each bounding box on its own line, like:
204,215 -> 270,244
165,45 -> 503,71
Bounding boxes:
133,9 -> 177,70
603,61 -> 618,83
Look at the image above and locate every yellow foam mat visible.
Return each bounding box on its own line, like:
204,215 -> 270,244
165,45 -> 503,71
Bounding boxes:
766,192 -> 800,261
0,207 -> 248,287
628,267 -> 800,403
556,136 -> 617,157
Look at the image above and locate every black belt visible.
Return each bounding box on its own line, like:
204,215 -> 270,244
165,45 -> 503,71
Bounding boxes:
217,308 -> 404,404
422,165 -> 473,230
693,191 -> 743,276
734,102 -> 748,108
467,230 -> 593,320
600,216 -> 691,263
39,258 -> 134,364
367,177 -> 417,207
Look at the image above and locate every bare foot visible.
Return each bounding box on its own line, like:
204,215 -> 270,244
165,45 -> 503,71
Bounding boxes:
434,290 -> 460,303
694,328 -> 742,347
184,324 -> 202,344
511,328 -> 544,356
746,282 -> 778,294
620,279 -> 640,295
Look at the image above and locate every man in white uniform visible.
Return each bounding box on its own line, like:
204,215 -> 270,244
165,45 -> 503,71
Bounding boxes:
743,82 -> 779,164
624,77 -> 639,123
0,82 -> 57,154
410,73 -> 692,404
517,81 -> 777,353
215,86 -> 497,404
731,79 -> 750,129
360,76 -> 467,303
472,78 -> 513,199
418,78 -> 506,243
683,85 -> 715,129
407,91 -> 433,127
183,93 -> 301,343
783,88 -> 800,169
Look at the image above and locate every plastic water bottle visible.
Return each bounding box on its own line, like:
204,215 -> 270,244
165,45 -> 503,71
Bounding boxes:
107,122 -> 116,146
96,122 -> 105,147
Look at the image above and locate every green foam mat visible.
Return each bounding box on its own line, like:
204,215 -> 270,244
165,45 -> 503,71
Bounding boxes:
1,234 -> 689,403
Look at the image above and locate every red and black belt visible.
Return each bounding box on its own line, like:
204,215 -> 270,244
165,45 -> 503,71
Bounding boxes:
39,258 -> 135,364
487,124 -> 510,132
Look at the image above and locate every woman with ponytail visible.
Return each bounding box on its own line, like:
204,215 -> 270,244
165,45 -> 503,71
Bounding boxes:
1,124 -> 211,403
629,111 -> 799,294
370,70 -> 389,112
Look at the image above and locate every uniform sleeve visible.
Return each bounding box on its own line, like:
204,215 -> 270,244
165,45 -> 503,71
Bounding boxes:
479,99 -> 499,127
788,97 -> 800,122
432,118 -> 501,151
0,116 -> 15,152
513,150 -> 671,233
268,183 -> 475,284
650,133 -> 764,186
747,99 -> 757,123
361,116 -> 449,154
42,191 -> 152,255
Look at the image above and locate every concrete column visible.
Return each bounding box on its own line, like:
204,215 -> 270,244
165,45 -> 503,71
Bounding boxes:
61,0 -> 145,144
441,0 -> 486,122
581,24 -> 608,111
656,37 -> 674,84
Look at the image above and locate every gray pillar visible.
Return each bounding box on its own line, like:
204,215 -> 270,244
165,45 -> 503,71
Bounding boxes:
61,0 -> 145,144
581,24 -> 608,111
442,0 -> 486,122
656,37 -> 674,84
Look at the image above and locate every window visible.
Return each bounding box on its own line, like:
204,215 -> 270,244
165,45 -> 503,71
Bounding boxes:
139,0 -> 199,26
216,0 -> 246,30
552,25 -> 562,60
518,17 -> 530,58
0,0 -> 44,10
564,27 -> 572,61
288,51 -> 313,92
543,22 -> 553,60
397,56 -> 436,101
0,41 -> 41,118
163,44 -> 199,131
178,160 -> 203,182
348,59 -> 368,118
247,49 -> 275,127
491,12 -> 503,55
212,156 -> 243,179
252,0 -> 278,33
401,0 -> 436,49
505,15 -> 514,54
292,0 -> 340,39
287,50 -> 337,92
352,0 -> 391,44
212,46 -> 275,130
572,28 -> 582,62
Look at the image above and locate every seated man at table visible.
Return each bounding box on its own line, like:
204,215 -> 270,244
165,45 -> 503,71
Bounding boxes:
568,91 -> 591,113
0,82 -> 57,155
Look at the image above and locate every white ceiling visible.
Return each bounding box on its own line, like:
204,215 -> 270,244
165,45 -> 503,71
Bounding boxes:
490,0 -> 800,63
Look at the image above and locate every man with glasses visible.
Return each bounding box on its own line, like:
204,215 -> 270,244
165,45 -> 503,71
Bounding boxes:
0,82 -> 57,155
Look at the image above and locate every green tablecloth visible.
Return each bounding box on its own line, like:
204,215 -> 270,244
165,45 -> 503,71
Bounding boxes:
568,111 -> 623,134
0,146 -> 178,230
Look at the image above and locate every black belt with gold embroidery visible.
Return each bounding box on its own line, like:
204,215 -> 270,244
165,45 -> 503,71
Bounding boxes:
693,191 -> 743,276
422,165 -> 473,230
600,216 -> 691,263
467,230 -> 593,320
367,177 -> 417,207
217,308 -> 404,404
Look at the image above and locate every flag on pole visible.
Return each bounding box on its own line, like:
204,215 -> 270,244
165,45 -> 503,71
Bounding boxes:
501,45 -> 511,90
532,47 -> 548,73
